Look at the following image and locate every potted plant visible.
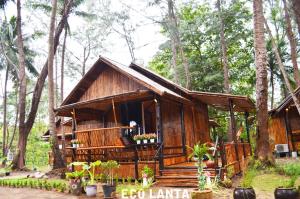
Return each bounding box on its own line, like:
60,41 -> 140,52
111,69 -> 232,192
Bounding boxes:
233,169 -> 256,199
71,139 -> 79,148
65,167 -> 84,196
142,165 -> 154,187
133,135 -> 142,144
188,143 -> 213,199
142,135 -> 148,144
274,175 -> 299,199
101,160 -> 120,198
148,133 -> 156,143
82,160 -> 102,197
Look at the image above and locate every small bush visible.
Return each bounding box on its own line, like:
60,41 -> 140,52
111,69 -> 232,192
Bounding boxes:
0,178 -> 68,193
219,178 -> 232,188
241,169 -> 256,188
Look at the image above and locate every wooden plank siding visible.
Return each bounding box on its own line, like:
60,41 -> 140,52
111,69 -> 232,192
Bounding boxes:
268,114 -> 289,151
79,66 -> 147,102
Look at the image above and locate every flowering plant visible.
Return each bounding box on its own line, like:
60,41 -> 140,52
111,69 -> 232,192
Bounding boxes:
133,135 -> 143,141
147,133 -> 157,139
71,139 -> 79,144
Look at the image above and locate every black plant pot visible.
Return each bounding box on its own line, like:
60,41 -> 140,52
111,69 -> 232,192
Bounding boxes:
274,187 -> 299,199
102,184 -> 116,198
5,172 -> 10,176
233,187 -> 256,199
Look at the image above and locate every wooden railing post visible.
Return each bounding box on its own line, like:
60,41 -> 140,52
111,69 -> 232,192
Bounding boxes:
180,104 -> 187,156
244,112 -> 252,155
155,97 -> 164,171
88,131 -> 91,164
229,99 -> 241,173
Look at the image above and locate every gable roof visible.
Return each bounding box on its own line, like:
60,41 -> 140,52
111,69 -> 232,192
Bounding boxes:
60,56 -> 255,113
269,86 -> 300,115
61,56 -> 190,106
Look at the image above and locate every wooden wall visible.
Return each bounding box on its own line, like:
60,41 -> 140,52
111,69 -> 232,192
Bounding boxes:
79,66 -> 146,102
161,99 -> 182,152
184,102 -> 210,150
268,114 -> 289,150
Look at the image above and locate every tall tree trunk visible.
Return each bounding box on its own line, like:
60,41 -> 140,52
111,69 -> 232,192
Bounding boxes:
253,0 -> 272,163
48,0 -> 65,169
291,0 -> 300,37
265,19 -> 300,115
14,0 -> 28,169
270,64 -> 275,109
167,0 -> 190,88
2,64 -> 8,156
217,0 -> 230,93
283,0 -> 300,87
13,0 -> 74,169
60,26 -> 67,160
8,87 -> 18,151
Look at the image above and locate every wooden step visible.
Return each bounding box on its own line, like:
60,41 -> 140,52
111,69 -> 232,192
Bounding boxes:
155,175 -> 198,187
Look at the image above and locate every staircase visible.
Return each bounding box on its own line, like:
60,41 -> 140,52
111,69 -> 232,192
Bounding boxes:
155,164 -> 218,187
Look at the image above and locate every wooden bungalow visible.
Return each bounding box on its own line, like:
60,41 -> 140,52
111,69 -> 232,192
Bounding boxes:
269,87 -> 300,155
53,56 -> 255,186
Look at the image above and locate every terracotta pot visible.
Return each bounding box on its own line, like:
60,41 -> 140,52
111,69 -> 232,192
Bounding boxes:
191,189 -> 213,199
274,187 -> 298,199
205,160 -> 215,168
233,187 -> 256,199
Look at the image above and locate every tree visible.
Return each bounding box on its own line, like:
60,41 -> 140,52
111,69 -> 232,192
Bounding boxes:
217,0 -> 230,94
291,0 -> 300,37
265,18 -> 300,115
15,0 -> 28,169
282,0 -> 300,87
167,0 -> 190,88
253,0 -> 272,163
47,0 -> 64,169
13,0 -> 74,169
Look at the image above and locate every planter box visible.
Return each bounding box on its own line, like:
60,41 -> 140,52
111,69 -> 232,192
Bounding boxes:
143,139 -> 148,144
150,139 -> 155,143
136,140 -> 141,144
191,189 -> 213,199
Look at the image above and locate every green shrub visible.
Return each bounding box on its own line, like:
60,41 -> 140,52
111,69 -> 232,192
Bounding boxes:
282,163 -> 300,176
241,169 -> 256,188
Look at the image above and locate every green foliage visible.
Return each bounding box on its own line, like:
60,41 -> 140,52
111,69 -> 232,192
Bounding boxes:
187,143 -> 210,190
70,160 -> 101,185
0,178 -> 67,192
241,169 -> 256,188
142,165 -> 154,178
101,160 -> 120,185
65,170 -> 84,180
219,178 -> 232,188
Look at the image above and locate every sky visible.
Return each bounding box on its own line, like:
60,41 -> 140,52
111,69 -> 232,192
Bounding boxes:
0,0 -> 168,96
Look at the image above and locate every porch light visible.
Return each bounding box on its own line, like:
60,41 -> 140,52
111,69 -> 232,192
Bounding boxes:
154,98 -> 157,103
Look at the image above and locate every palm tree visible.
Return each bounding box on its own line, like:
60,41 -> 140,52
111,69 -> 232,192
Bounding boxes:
253,0 -> 272,163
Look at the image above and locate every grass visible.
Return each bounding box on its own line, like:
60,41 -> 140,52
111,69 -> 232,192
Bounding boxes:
252,174 -> 291,192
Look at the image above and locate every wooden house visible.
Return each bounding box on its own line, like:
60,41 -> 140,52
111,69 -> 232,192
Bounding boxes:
53,56 -> 255,186
269,87 -> 300,154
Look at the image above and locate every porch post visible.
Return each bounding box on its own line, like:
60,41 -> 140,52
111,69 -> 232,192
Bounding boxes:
155,97 -> 164,171
284,108 -> 292,153
244,112 -> 252,155
180,104 -> 187,155
228,99 -> 241,172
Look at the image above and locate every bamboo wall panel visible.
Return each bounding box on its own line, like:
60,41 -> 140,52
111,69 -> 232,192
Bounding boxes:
268,115 -> 288,150
161,99 -> 182,151
77,120 -> 103,131
79,66 -> 146,102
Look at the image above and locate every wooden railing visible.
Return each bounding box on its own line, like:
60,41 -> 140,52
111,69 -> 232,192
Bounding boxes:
75,126 -> 133,148
224,142 -> 251,175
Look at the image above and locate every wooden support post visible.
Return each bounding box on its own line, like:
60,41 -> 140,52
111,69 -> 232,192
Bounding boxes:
155,97 -> 164,171
229,99 -> 241,172
141,102 -> 145,133
112,99 -> 117,126
284,109 -> 292,153
180,104 -> 187,155
71,109 -> 77,171
244,112 -> 252,155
